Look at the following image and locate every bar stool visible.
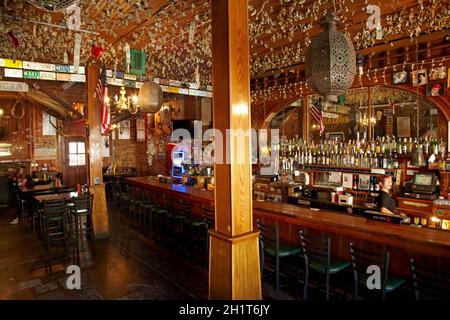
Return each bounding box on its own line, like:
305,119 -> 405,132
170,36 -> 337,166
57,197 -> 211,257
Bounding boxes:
41,199 -> 69,254
154,193 -> 174,233
179,198 -> 207,258
201,204 -> 215,269
409,258 -> 450,300
257,220 -> 301,291
71,194 -> 94,246
349,242 -> 405,300
300,230 -> 350,300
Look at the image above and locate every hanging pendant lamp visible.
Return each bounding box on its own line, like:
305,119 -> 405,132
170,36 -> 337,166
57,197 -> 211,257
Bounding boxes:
305,11 -> 356,102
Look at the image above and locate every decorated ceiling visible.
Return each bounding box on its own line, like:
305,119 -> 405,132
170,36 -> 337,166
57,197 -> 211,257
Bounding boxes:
0,0 -> 449,87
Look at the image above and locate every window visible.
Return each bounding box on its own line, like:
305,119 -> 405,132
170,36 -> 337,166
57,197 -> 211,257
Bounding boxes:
68,142 -> 86,166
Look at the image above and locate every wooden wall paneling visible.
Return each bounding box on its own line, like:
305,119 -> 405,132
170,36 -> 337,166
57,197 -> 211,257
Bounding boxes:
86,62 -> 110,239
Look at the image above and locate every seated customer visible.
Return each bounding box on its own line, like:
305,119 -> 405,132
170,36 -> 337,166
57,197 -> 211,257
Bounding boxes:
378,175 -> 402,215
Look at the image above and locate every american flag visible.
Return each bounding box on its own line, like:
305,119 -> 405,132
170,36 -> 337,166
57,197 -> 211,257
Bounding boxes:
96,66 -> 110,134
310,97 -> 324,134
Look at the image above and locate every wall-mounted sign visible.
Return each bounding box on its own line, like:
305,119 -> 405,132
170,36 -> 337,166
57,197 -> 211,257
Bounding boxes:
189,89 -> 200,96
124,73 -> 137,80
179,88 -> 189,95
70,74 -> 85,82
38,62 -> 55,71
23,61 -> 41,70
43,112 -> 57,136
56,73 -> 71,81
4,68 -> 23,78
169,79 -> 181,87
0,81 -> 29,92
23,70 -> 40,79
2,59 -> 22,68
40,71 -> 56,80
168,86 -> 180,93
34,147 -> 57,160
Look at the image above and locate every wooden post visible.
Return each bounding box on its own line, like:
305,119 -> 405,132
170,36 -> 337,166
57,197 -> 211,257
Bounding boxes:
368,86 -> 372,141
303,97 -> 309,141
86,62 -> 110,239
210,0 -> 261,299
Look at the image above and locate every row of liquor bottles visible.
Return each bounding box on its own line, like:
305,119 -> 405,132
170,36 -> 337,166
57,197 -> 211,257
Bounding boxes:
277,135 -> 446,172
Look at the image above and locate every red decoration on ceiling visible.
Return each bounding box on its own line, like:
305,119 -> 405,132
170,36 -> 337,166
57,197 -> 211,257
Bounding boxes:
7,31 -> 20,48
91,43 -> 104,59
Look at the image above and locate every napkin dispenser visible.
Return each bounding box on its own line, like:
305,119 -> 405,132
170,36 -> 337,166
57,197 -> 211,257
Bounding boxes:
338,194 -> 353,206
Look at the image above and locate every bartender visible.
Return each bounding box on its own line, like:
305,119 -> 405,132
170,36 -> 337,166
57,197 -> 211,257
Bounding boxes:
377,175 -> 398,214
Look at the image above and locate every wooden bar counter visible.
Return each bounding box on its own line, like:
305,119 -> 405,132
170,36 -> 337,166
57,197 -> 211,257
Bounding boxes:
125,176 -> 450,277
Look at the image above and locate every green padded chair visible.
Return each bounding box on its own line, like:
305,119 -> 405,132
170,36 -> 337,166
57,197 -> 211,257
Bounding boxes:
300,230 -> 350,300
349,242 -> 405,300
257,220 -> 301,291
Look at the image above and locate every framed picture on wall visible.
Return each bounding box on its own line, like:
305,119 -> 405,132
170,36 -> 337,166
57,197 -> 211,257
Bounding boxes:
118,120 -> 130,140
426,83 -> 446,97
412,69 -> 428,86
429,67 -> 447,81
392,71 -> 408,84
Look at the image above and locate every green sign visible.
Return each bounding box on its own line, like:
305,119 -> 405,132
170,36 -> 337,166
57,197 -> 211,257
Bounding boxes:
23,70 -> 40,79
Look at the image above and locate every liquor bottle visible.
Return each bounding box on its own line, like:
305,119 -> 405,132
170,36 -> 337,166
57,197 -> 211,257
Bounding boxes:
375,137 -> 381,154
407,137 -> 413,154
432,137 -> 439,155
397,138 -> 403,155
353,174 -> 359,190
393,151 -> 399,169
423,136 -> 430,155
402,138 -> 408,155
374,176 -> 380,192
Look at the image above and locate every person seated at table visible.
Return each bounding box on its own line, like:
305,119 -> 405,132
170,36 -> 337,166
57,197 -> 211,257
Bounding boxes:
25,174 -> 36,188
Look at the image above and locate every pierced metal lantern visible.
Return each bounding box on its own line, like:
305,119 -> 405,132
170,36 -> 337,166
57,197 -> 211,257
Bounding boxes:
305,11 -> 356,102
27,0 -> 77,12
138,81 -> 163,113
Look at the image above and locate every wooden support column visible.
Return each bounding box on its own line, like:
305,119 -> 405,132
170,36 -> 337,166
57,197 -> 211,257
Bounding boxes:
210,0 -> 261,300
303,97 -> 309,141
86,62 -> 110,239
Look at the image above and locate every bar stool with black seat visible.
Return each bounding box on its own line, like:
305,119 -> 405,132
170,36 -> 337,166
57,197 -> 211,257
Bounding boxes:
257,220 -> 301,291
154,193 -> 175,234
41,199 -> 70,254
349,242 -> 405,300
179,198 -> 208,258
200,204 -> 215,269
300,230 -> 350,300
33,190 -> 57,234
71,194 -> 94,246
409,258 -> 450,300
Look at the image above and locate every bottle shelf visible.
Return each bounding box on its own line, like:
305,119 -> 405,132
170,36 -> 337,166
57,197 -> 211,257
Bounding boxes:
298,164 -> 396,173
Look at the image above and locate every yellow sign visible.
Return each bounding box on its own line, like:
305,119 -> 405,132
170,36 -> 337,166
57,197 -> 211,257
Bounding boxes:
323,115 -> 349,125
3,59 -> 23,69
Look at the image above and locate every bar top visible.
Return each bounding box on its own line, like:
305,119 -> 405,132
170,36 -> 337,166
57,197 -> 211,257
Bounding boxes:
125,176 -> 450,254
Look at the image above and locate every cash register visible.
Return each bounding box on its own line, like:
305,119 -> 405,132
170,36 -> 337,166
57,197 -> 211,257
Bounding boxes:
403,172 -> 439,200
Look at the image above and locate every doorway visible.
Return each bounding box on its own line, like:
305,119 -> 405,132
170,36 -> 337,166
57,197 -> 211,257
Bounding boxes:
63,137 -> 88,187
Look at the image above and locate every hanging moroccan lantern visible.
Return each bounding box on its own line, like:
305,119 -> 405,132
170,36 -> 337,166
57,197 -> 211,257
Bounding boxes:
305,11 -> 356,102
138,81 -> 163,113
